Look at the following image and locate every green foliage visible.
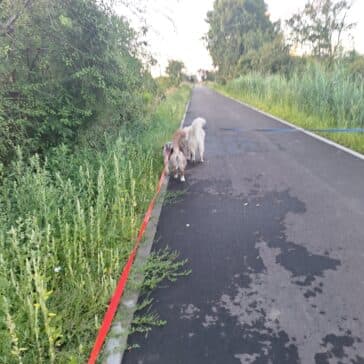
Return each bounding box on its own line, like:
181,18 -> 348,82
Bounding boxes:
286,0 -> 355,58
165,60 -> 185,86
344,51 -> 364,80
237,34 -> 292,75
0,85 -> 191,363
140,248 -> 191,293
212,62 -> 364,152
205,0 -> 278,77
155,76 -> 172,92
127,247 -> 191,342
205,70 -> 217,82
0,0 -> 154,165
131,312 -> 166,335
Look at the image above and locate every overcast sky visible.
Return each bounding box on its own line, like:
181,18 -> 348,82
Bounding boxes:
116,0 -> 364,76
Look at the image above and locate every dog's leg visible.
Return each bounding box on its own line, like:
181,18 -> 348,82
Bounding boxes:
173,166 -> 178,179
187,149 -> 192,161
180,155 -> 186,182
180,167 -> 186,182
199,140 -> 204,162
164,156 -> 170,175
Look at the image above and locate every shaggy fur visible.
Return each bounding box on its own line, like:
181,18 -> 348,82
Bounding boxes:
183,117 -> 206,162
164,130 -> 187,182
163,141 -> 173,176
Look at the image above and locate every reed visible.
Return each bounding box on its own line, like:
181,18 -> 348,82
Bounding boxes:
213,63 -> 364,152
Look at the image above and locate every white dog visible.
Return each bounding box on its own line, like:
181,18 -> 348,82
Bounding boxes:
183,117 -> 206,162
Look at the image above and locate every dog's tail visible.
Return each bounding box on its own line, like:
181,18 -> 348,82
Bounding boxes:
172,129 -> 187,152
170,129 -> 187,170
191,117 -> 206,134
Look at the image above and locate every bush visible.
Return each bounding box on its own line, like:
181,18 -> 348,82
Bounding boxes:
237,35 -> 292,75
0,0 -> 154,165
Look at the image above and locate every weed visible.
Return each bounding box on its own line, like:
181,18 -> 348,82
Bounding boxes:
141,248 -> 192,293
123,247 -> 191,342
131,313 -> 167,335
163,189 -> 188,206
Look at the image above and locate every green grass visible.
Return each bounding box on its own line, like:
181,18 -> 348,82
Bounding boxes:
0,84 -> 191,364
210,64 -> 364,153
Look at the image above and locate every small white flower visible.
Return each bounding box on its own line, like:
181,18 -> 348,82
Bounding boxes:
243,202 -> 248,206
186,224 -> 190,227
54,266 -> 62,273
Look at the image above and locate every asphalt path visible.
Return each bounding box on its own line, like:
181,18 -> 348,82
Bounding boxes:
123,86 -> 364,364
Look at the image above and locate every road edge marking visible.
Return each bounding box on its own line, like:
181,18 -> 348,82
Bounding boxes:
210,87 -> 364,161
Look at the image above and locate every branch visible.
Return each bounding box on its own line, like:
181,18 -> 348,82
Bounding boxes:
0,0 -> 32,36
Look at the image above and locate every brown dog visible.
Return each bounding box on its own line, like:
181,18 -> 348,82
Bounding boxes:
164,129 -> 187,182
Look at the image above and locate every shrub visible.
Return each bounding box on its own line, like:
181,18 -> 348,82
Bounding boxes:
0,0 -> 154,165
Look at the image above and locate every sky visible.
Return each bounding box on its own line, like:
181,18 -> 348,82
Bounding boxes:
116,0 -> 364,76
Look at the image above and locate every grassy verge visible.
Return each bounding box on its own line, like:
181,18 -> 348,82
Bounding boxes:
0,84 -> 191,363
209,67 -> 364,154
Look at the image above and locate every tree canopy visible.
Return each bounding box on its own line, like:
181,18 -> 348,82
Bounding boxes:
286,0 -> 355,58
205,0 -> 279,77
166,59 -> 185,86
0,0 -> 155,165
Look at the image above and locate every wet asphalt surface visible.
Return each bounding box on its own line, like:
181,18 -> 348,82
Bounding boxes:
123,86 -> 364,364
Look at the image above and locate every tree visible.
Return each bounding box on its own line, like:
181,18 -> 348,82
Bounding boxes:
286,0 -> 355,59
205,0 -> 278,77
0,0 -> 154,164
166,60 -> 185,85
0,0 -> 32,36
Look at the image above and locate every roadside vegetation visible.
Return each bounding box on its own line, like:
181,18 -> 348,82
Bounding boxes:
0,0 -> 191,362
0,82 -> 191,363
212,63 -> 364,153
205,0 -> 364,153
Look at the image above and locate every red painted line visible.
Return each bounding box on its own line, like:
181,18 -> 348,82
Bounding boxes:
88,171 -> 166,364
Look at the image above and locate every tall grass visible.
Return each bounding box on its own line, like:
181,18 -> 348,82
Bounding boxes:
212,63 -> 364,152
0,85 -> 191,363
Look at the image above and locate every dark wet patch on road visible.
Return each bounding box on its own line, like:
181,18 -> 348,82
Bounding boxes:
314,333 -> 364,363
276,241 -> 340,284
242,188 -> 341,291
232,326 -> 300,364
214,284 -> 300,364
